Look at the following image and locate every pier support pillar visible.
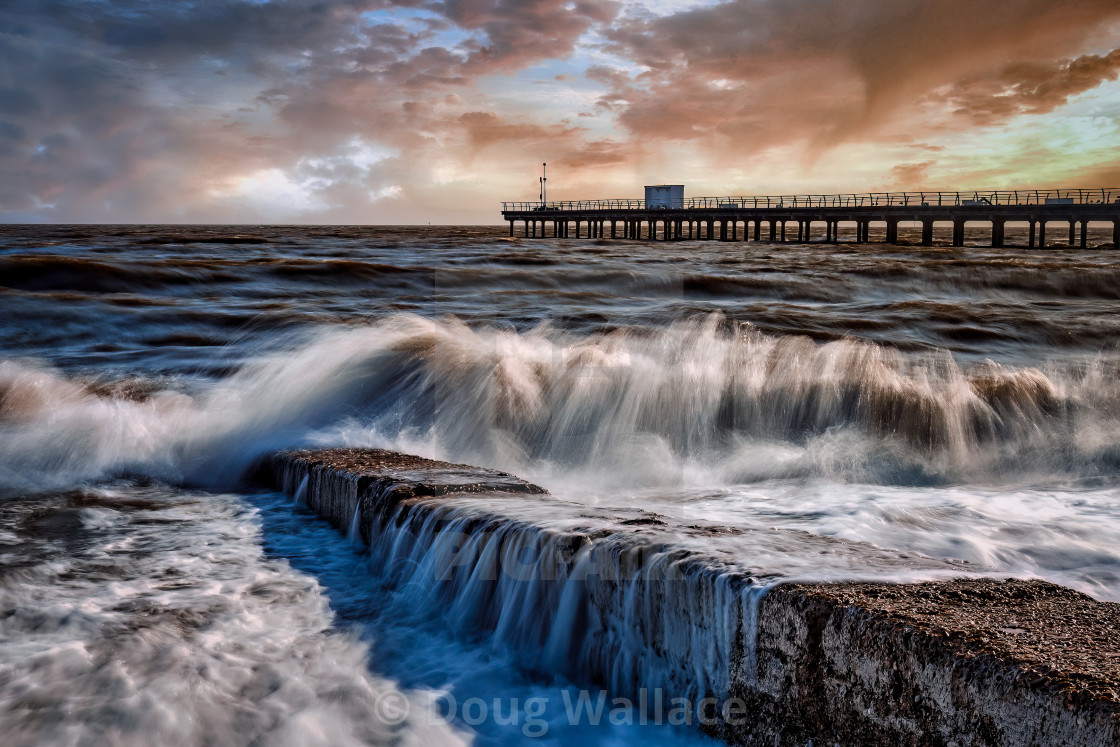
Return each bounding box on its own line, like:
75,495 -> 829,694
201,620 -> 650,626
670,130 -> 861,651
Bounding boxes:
524,221 -> 530,238
769,221 -> 777,242
921,220 -> 933,246
706,220 -> 714,240
731,221 -> 737,241
754,221 -> 761,241
992,219 -> 1005,248
885,219 -> 899,244
1038,221 -> 1046,248
1028,220 -> 1036,248
1114,220 -> 1119,249
1080,220 -> 1088,249
509,221 -> 514,237
780,221 -> 787,242
1069,221 -> 1076,245
952,220 -> 964,246
801,221 -> 808,242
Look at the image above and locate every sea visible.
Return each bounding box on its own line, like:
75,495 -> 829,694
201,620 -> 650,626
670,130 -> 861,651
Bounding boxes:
2,223 -> 1119,745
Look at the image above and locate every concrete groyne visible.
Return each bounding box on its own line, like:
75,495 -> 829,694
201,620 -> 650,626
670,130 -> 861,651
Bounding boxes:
258,448 -> 1120,745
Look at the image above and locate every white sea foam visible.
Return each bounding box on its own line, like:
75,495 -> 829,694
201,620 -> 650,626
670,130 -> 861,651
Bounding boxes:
0,486 -> 467,746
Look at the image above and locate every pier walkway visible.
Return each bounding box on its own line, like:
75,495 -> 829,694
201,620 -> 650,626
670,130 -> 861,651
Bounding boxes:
501,188 -> 1120,248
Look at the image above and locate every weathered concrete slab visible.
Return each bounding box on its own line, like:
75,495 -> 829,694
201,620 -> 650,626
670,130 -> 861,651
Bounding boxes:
257,448 -> 1120,746
259,448 -> 546,537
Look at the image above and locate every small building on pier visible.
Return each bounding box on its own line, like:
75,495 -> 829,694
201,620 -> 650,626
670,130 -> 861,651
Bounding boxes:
644,185 -> 685,209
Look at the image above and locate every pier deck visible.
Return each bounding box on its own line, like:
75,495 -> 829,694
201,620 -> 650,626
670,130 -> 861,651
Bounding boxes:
502,188 -> 1120,248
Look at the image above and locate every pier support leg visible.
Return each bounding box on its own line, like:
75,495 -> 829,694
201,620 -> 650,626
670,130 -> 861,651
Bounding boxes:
769,221 -> 777,242
1069,221 -> 1076,245
731,221 -> 737,241
1080,220 -> 1088,249
509,221 -> 514,237
524,221 -> 530,238
992,220 -> 1005,248
1038,221 -> 1046,248
952,220 -> 964,246
1114,220 -> 1119,249
885,219 -> 898,244
921,220 -> 933,246
611,221 -> 616,239
780,221 -> 787,242
706,221 -> 713,240
754,221 -> 760,241
800,221 -> 808,242
1028,220 -> 1036,249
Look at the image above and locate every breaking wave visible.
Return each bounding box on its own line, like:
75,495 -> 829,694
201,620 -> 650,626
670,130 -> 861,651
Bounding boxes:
1,314 -> 1119,493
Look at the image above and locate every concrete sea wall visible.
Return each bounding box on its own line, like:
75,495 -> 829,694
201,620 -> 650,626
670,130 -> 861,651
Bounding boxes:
258,448 -> 1120,746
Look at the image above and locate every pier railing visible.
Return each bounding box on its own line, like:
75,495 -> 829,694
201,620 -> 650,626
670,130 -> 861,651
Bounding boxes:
502,188 -> 1120,212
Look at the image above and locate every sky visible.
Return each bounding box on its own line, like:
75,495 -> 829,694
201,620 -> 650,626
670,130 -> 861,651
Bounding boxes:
2,0 -> 1120,224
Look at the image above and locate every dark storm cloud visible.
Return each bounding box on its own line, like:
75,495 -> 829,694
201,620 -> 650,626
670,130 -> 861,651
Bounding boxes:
0,0 -> 620,220
937,49 -> 1120,124
599,0 -> 1120,153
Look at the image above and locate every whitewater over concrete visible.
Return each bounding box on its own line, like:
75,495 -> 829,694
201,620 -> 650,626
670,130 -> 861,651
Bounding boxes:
261,448 -> 1120,746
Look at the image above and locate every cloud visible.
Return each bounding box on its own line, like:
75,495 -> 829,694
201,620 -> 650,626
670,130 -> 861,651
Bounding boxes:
937,48 -> 1120,124
2,0 -> 1120,222
600,0 -> 1120,156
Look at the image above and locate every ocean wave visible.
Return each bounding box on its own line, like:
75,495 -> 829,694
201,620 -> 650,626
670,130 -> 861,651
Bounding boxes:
2,314 -> 1119,493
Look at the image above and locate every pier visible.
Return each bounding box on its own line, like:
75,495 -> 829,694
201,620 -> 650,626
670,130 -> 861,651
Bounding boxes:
502,187 -> 1120,248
